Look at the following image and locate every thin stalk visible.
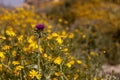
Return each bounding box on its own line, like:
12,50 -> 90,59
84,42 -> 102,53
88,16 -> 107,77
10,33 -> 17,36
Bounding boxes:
23,70 -> 27,80
2,63 -> 12,71
60,64 -> 69,80
20,72 -> 22,80
38,38 -> 41,73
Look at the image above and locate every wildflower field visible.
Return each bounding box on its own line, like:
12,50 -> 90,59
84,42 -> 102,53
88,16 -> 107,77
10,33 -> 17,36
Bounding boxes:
0,0 -> 120,80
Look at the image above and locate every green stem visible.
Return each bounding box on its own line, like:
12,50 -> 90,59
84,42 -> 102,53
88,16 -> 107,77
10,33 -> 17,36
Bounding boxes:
2,63 -> 12,71
38,38 -> 41,73
23,70 -> 27,80
20,72 -> 22,80
60,64 -> 69,80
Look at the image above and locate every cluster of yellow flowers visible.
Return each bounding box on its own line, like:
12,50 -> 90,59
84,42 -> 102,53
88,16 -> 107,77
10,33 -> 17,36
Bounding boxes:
29,70 -> 41,79
0,52 -> 5,62
0,6 -> 112,80
0,7 -> 83,80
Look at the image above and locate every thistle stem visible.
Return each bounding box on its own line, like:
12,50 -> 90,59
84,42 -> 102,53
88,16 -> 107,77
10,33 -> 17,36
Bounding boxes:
38,38 -> 41,73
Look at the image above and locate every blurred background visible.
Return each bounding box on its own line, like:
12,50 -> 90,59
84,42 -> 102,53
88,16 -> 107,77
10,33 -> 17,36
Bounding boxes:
0,0 -> 120,76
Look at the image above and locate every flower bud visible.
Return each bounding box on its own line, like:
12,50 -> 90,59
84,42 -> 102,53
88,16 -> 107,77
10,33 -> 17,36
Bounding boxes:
36,24 -> 45,30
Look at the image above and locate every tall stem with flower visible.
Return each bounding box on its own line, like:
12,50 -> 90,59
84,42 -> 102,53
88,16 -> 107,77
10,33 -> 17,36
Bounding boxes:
35,24 -> 45,74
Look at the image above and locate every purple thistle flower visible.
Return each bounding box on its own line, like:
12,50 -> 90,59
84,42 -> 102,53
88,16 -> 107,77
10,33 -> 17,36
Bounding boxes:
36,24 -> 45,30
